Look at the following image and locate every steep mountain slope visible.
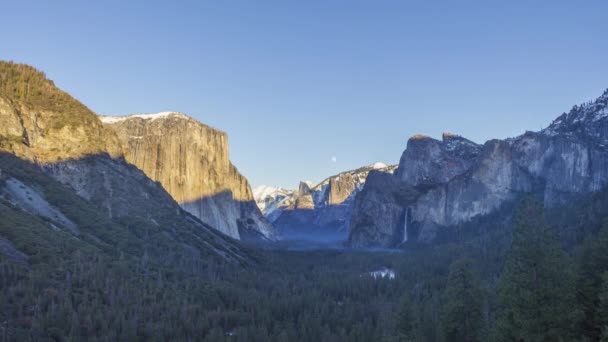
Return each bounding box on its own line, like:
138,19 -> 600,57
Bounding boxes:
99,112 -> 274,240
349,89 -> 608,247
255,163 -> 396,238
0,61 -> 250,266
0,63 -> 123,162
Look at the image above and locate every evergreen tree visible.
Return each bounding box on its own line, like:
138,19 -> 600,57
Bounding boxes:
578,222 -> 608,341
599,272 -> 608,342
495,197 -> 578,342
441,258 -> 484,342
397,293 -> 416,341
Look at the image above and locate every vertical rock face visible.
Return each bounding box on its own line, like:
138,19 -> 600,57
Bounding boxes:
348,89 -> 608,248
293,181 -> 315,210
348,171 -> 419,247
99,112 -> 274,240
328,173 -> 355,205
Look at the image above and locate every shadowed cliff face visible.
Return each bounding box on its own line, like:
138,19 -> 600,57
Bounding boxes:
0,152 -> 251,266
99,112 -> 275,240
348,171 -> 420,248
349,89 -> 608,248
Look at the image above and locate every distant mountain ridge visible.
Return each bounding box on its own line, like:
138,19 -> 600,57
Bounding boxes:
254,162 -> 396,238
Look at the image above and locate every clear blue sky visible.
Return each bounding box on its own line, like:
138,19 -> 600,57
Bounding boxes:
2,1 -> 608,188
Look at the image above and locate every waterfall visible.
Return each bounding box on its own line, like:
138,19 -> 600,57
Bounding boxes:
402,208 -> 409,243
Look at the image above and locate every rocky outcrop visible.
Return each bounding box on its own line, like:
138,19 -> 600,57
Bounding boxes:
0,61 -> 250,263
293,181 -> 315,209
0,95 -> 122,164
329,173 -> 355,205
349,89 -> 608,248
99,112 -> 274,240
395,133 -> 481,186
255,163 -> 397,238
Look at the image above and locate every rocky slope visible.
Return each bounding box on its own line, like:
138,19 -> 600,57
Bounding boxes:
99,112 -> 274,240
349,89 -> 608,248
255,163 -> 396,238
0,61 -> 250,265
0,64 -> 123,162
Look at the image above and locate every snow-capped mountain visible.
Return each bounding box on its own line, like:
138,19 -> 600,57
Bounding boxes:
253,185 -> 281,202
253,185 -> 294,218
542,89 -> 608,143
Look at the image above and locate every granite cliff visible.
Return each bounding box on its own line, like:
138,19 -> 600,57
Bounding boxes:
99,112 -> 274,240
349,89 -> 608,247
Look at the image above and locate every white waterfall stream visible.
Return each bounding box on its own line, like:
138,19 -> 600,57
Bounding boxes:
402,208 -> 409,243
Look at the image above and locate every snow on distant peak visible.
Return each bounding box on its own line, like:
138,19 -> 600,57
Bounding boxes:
99,111 -> 189,124
371,162 -> 388,169
543,89 -> 608,137
253,185 -> 280,201
303,180 -> 316,188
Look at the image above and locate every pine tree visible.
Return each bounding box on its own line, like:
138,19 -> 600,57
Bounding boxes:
495,197 -> 578,342
578,222 -> 608,341
441,258 -> 484,342
599,273 -> 608,342
397,293 -> 416,341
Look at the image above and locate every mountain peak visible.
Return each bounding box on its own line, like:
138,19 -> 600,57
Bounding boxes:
253,185 -> 283,201
442,132 -> 458,139
371,162 -> 388,169
409,134 -> 433,141
543,89 -> 608,140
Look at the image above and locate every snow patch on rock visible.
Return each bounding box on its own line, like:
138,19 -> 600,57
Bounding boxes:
99,112 -> 190,124
372,162 -> 388,169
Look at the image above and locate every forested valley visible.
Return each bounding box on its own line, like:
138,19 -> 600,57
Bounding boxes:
3,190 -> 608,341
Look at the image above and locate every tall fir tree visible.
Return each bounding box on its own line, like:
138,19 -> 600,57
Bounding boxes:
599,272 -> 608,342
494,196 -> 579,342
397,293 -> 416,342
578,222 -> 608,341
441,257 -> 484,342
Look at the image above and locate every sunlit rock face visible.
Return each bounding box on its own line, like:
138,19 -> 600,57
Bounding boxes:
349,89 -> 608,248
328,173 -> 356,205
0,95 -> 122,163
294,181 -> 315,209
99,112 -> 274,240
